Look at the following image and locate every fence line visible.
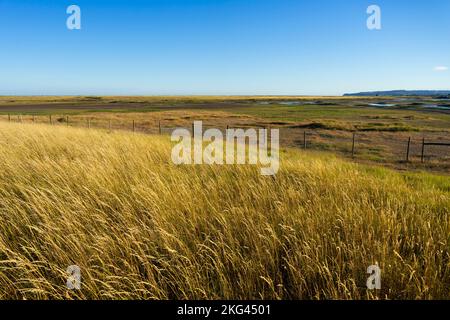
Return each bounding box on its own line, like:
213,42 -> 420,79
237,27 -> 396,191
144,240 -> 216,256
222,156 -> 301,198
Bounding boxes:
421,139 -> 450,163
1,114 -> 449,164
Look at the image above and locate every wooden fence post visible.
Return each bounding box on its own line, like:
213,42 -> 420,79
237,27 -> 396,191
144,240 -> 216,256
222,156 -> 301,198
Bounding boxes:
66,116 -> 69,126
351,132 -> 356,158
192,123 -> 195,137
133,120 -> 135,132
406,137 -> 411,162
49,115 -> 52,125
8,114 -> 10,123
158,120 -> 162,135
421,137 -> 425,163
303,131 -> 307,149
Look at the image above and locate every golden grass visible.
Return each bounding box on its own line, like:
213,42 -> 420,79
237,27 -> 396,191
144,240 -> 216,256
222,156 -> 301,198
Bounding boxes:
0,122 -> 448,300
0,110 -> 261,130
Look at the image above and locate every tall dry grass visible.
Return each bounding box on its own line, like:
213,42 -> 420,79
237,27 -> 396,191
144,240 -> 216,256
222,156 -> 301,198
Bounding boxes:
0,122 -> 448,300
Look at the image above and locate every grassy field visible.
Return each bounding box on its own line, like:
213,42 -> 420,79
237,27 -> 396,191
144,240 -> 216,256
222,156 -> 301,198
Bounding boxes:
1,96 -> 449,133
0,122 -> 448,299
1,96 -> 449,173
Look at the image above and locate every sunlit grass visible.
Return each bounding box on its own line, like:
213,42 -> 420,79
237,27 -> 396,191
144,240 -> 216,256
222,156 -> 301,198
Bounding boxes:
0,122 -> 448,299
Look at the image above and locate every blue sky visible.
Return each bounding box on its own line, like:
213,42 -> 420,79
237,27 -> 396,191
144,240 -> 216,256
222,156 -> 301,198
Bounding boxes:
0,0 -> 449,95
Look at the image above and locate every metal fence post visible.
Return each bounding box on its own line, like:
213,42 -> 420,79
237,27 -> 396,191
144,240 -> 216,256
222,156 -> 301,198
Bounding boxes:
406,137 -> 411,162
352,132 -> 356,158
421,137 -> 425,163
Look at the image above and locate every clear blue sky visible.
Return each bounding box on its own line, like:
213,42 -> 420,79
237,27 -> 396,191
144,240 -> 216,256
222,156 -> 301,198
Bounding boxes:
1,0 -> 449,96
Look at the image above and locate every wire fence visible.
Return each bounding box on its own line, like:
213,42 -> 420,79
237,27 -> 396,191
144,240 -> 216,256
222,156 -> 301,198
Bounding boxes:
1,114 -> 449,165
278,128 -> 450,164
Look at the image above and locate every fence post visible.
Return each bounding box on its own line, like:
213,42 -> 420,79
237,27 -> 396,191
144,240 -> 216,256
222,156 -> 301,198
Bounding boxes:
8,114 -> 11,123
66,116 -> 69,126
303,131 -> 307,149
32,115 -> 35,123
351,132 -> 356,158
133,120 -> 135,132
192,123 -> 195,137
421,137 -> 425,163
49,115 -> 52,125
406,137 -> 411,162
158,120 -> 162,135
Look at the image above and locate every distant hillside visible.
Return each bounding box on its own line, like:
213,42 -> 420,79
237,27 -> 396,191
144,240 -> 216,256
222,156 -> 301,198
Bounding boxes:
344,90 -> 450,97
